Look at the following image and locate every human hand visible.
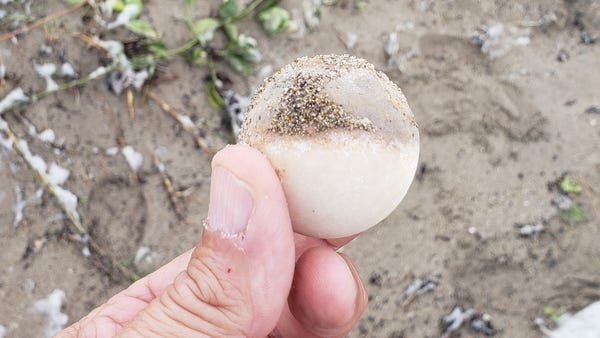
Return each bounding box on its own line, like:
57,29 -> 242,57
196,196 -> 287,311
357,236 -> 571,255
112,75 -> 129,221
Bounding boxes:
57,144 -> 367,338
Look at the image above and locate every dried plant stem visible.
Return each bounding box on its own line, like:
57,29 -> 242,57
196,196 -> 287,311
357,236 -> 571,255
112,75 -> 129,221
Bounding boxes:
34,65 -> 114,100
97,94 -> 144,185
1,64 -> 115,115
146,91 -> 212,153
1,125 -> 85,233
97,93 -> 126,148
127,90 -> 135,120
88,241 -> 140,282
0,1 -> 88,41
71,32 -> 110,52
75,32 -> 196,60
1,122 -> 138,283
400,293 -> 417,309
538,325 -> 555,338
153,154 -> 185,221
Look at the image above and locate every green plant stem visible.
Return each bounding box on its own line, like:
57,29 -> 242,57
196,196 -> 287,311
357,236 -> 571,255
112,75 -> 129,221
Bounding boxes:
0,0 -> 88,41
231,0 -> 269,22
175,0 -> 271,67
213,49 -> 228,57
1,64 -> 116,114
162,39 -> 198,58
207,55 -> 219,84
34,65 -> 116,100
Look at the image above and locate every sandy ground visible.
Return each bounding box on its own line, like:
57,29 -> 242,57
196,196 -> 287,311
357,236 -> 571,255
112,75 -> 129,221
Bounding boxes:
1,0 -> 599,337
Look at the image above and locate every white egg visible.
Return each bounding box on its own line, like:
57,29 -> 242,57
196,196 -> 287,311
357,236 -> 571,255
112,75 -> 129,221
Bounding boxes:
240,55 -> 419,238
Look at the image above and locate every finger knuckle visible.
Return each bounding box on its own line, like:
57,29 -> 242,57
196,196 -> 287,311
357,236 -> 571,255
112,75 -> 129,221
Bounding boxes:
160,251 -> 251,335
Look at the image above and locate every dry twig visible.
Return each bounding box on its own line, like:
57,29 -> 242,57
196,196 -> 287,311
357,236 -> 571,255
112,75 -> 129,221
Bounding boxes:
1,125 -> 84,233
1,120 -> 137,283
146,91 -> 212,153
97,93 -> 126,148
71,32 -> 110,53
153,153 -> 186,221
0,1 -> 88,42
127,90 -> 135,120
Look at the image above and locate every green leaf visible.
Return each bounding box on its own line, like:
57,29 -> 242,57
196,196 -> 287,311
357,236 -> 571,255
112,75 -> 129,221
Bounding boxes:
109,1 -> 142,26
65,0 -> 86,5
126,20 -> 160,39
559,176 -> 583,194
112,0 -> 125,11
226,34 -> 261,66
148,41 -> 168,57
192,18 -> 220,45
303,0 -> 321,29
560,205 -> 586,225
223,22 -> 239,40
130,55 -> 155,71
258,6 -> 290,34
543,307 -> 561,324
355,0 -> 367,10
219,0 -> 238,19
122,0 -> 142,13
226,54 -> 254,74
190,47 -> 208,66
207,81 -> 224,109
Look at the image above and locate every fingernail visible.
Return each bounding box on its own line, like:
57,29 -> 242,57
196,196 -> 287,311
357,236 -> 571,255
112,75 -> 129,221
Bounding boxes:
207,167 -> 253,235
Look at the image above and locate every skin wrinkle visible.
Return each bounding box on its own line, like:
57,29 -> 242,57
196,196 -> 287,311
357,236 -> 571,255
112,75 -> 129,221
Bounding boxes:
142,278 -> 159,301
74,277 -> 151,336
80,312 -> 120,337
85,319 -> 106,338
184,261 -> 254,336
126,310 -> 164,338
128,326 -> 155,338
109,293 -> 149,319
77,251 -> 252,338
161,264 -> 248,336
91,294 -> 148,334
133,298 -> 175,338
186,260 -> 223,307
78,311 -> 105,338
158,289 -> 215,336
164,274 -> 231,335
100,313 -> 124,332
82,322 -> 98,338
186,251 -> 245,309
70,285 -> 153,338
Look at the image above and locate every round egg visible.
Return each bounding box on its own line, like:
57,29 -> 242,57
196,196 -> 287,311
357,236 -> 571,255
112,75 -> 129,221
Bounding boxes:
239,55 -> 419,238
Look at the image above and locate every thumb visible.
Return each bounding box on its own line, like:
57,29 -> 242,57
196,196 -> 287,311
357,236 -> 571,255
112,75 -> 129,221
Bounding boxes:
118,144 -> 295,337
